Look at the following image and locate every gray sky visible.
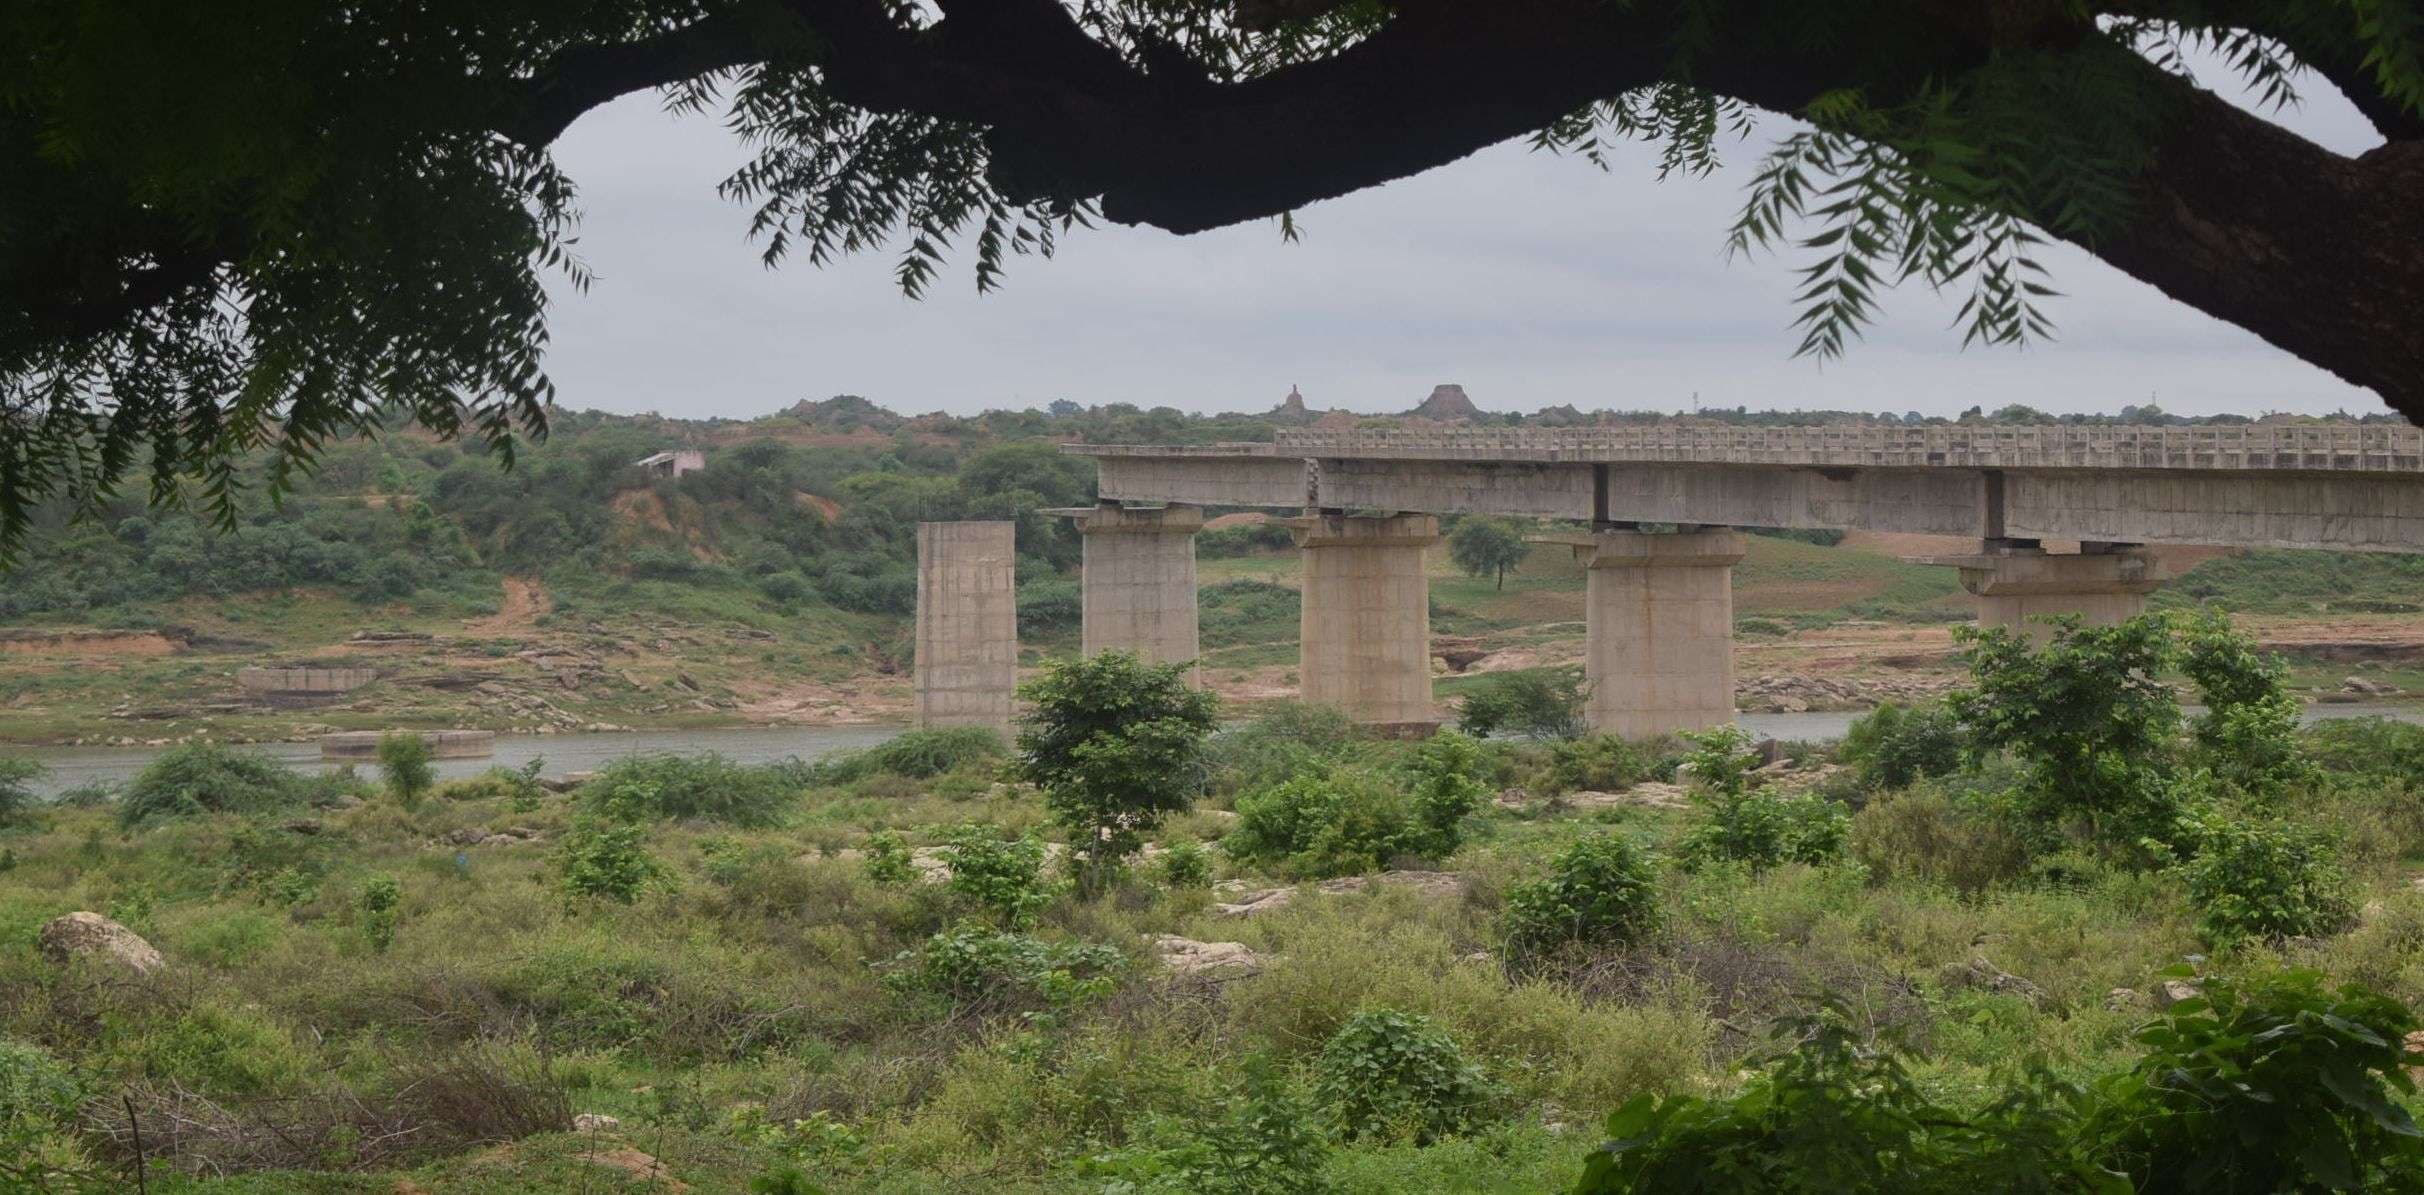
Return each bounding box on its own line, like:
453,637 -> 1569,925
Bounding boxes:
540,54 -> 2390,422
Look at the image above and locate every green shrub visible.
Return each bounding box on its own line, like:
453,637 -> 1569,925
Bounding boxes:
1207,702 -> 1360,795
1313,1009 -> 1499,1144
1085,1055 -> 1336,1194
376,731 -> 435,809
1016,650 -> 1221,888
1456,669 -> 1587,740
555,817 -> 669,905
1680,791 -> 1850,871
1015,576 -> 1083,636
939,824 -> 1051,928
2171,808 -> 2356,946
863,829 -> 917,885
2081,969 -> 2424,1191
814,726 -> 1005,784
118,743 -> 306,827
1153,839 -> 1212,888
1838,701 -> 1965,792
577,753 -> 798,826
1501,833 -> 1662,955
1406,730 -> 1491,854
2179,610 -> 2311,797
0,1038 -> 93,1184
357,874 -> 402,952
1847,784 -> 2029,893
881,924 -> 1125,1014
1679,725 -> 1760,798
0,758 -> 42,825
1225,768 -> 1437,878
2303,717 -> 2424,785
1545,734 -> 1651,794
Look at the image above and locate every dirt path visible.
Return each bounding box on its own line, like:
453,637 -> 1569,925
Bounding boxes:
465,577 -> 551,635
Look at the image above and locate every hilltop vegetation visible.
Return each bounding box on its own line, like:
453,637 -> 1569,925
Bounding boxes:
4,618 -> 2424,1190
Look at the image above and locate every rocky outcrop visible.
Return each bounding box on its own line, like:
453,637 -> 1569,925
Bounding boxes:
1152,935 -> 1265,978
38,912 -> 165,976
1407,383 -> 1482,422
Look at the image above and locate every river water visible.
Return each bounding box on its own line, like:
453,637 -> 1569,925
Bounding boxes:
16,705 -> 2424,799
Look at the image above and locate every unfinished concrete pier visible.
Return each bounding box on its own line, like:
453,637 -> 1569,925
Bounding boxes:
322,729 -> 494,760
1290,513 -> 1439,734
239,667 -> 379,708
914,521 -> 1018,729
1929,546 -> 2172,644
1548,528 -> 1746,738
1053,502 -> 1204,685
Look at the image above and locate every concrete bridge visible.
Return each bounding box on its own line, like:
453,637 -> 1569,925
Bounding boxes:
916,424 -> 2424,736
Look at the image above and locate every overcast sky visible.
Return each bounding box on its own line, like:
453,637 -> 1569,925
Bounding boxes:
539,53 -> 2389,423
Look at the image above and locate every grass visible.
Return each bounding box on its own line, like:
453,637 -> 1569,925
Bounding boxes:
3,708 -> 2421,1191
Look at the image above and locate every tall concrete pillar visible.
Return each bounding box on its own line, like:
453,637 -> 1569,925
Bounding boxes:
1935,546 -> 2170,644
1051,502 -> 1204,685
1289,513 -> 1439,734
1557,528 -> 1746,739
914,521 -> 1017,729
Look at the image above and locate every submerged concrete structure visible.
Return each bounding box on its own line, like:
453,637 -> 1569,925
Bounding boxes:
1289,513 -> 1441,734
914,521 -> 1018,729
1045,425 -> 2424,734
1052,502 -> 1205,685
1543,528 -> 1746,738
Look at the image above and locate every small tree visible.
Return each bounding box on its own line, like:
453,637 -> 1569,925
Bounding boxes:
1950,614 -> 2185,852
376,732 -> 436,810
1456,668 -> 1588,740
2177,609 -> 2311,798
1447,517 -> 1530,591
0,758 -> 44,826
1016,651 -> 1220,891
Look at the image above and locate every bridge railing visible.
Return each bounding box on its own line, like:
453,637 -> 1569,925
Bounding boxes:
1266,425 -> 2424,472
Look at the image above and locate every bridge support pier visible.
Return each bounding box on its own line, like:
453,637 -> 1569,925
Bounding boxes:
1290,513 -> 1439,734
914,520 -> 1018,729
1563,528 -> 1746,739
1053,502 -> 1204,686
1937,545 -> 2170,645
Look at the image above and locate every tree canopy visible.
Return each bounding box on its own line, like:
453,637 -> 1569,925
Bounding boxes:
5,0 -> 2420,554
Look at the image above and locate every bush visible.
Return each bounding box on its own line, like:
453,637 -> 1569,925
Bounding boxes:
376,732 -> 435,809
0,758 -> 42,825
1501,833 -> 1662,955
2303,717 -> 2424,785
358,874 -> 402,952
2171,808 -> 2356,946
863,829 -> 916,885
1456,669 -> 1587,740
939,824 -> 1051,928
1086,1055 -> 1335,1194
1207,702 -> 1359,795
1847,784 -> 2030,893
555,818 -> 668,905
1314,1009 -> 1499,1144
1406,730 -> 1491,856
1226,768 -> 1438,878
1545,734 -> 1651,795
0,1037 -> 91,1183
119,743 -> 306,827
881,924 -> 1125,1014
1680,791 -> 1850,871
1015,577 -> 1083,636
1837,701 -> 1965,792
814,726 -> 1004,783
577,753 -> 798,826
2179,610 -> 2311,797
1153,839 -> 1212,888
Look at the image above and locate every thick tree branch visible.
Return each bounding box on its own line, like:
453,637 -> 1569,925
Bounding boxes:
502,12 -> 772,146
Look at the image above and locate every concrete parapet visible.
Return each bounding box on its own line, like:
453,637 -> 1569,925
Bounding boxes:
1925,548 -> 2170,643
1546,529 -> 1745,739
1052,503 -> 1204,686
1289,513 -> 1439,732
322,729 -> 494,760
915,521 -> 1018,729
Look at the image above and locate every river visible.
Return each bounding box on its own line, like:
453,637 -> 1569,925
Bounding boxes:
15,704 -> 2424,799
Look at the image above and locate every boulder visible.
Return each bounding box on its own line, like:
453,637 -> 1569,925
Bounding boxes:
1215,887 -> 1296,918
1151,935 -> 1265,979
2152,978 -> 2203,1009
2103,987 -> 2148,1013
38,912 -> 165,976
1317,870 -> 1467,899
1937,955 -> 2043,1005
572,1113 -> 621,1133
